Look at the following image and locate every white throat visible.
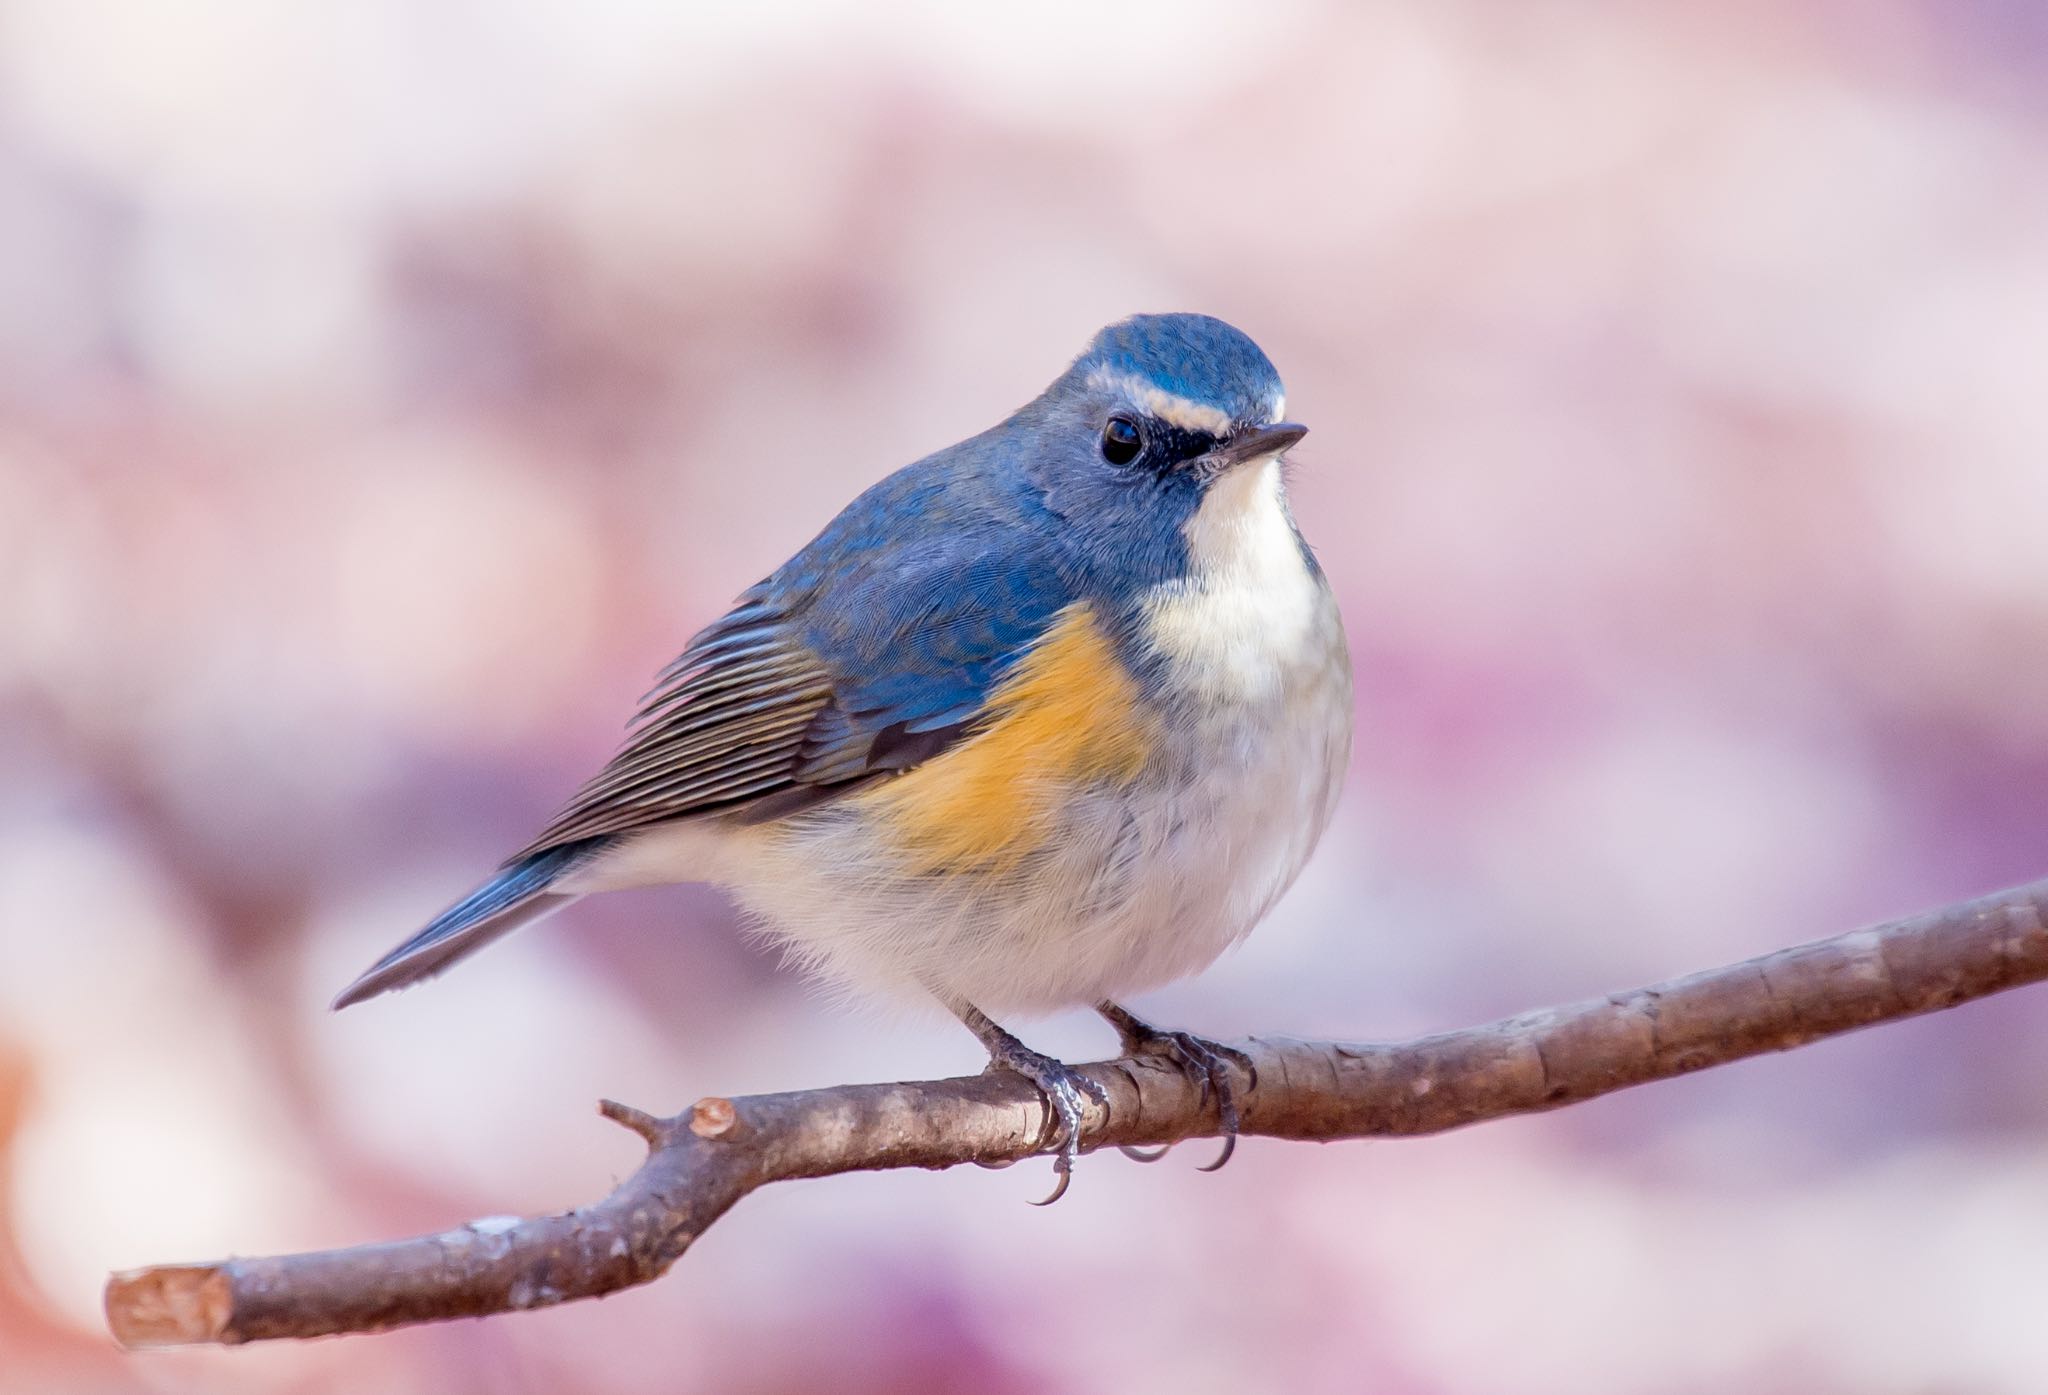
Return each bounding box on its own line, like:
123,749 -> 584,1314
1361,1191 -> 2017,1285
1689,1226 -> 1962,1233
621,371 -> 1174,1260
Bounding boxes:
1142,455 -> 1323,701
1184,456 -> 1299,578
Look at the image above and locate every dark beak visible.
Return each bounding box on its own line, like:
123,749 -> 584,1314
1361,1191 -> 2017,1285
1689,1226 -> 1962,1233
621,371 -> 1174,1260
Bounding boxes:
1209,421 -> 1308,469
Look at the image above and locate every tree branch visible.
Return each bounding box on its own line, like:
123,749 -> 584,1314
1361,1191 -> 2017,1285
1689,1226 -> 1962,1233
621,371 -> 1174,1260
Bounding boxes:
105,877 -> 2048,1348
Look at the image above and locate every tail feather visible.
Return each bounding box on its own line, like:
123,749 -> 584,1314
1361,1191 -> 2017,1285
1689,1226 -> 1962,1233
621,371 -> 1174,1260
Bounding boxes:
331,839 -> 606,1009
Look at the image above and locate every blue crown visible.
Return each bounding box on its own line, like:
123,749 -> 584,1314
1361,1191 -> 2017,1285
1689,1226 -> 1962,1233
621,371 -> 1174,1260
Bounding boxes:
1077,313 -> 1284,425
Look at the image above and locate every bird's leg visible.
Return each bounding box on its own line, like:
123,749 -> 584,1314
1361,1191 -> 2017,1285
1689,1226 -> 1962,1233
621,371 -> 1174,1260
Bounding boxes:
1096,1002 -> 1255,1171
949,1001 -> 1108,1205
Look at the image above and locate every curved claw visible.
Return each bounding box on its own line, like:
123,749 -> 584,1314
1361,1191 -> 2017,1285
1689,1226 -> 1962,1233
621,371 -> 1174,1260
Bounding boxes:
969,1025 -> 1108,1203
1027,1069 -> 1107,1202
1099,1008 -> 1251,1174
1199,1049 -> 1244,1171
973,1156 -> 1022,1171
1119,1142 -> 1174,1163
1026,1075 -> 1096,1205
1029,1161 -> 1075,1206
1196,1132 -> 1237,1172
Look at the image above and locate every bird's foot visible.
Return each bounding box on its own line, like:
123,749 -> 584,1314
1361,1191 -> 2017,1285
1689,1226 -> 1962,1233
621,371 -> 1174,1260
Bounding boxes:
1098,1003 -> 1254,1171
979,1033 -> 1109,1205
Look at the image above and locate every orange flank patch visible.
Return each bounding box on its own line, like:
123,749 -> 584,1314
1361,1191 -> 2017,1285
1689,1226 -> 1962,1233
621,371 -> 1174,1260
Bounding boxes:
855,602 -> 1155,875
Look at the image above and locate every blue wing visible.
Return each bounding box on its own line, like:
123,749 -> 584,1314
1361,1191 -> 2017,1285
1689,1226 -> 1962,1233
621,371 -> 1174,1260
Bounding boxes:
517,456 -> 1079,852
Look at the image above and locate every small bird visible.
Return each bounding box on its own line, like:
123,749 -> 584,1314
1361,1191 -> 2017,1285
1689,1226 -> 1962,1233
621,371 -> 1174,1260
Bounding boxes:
336,313 -> 1353,1197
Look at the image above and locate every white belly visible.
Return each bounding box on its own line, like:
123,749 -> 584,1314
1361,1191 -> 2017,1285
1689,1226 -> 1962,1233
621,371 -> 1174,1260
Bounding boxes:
600,457 -> 1355,1016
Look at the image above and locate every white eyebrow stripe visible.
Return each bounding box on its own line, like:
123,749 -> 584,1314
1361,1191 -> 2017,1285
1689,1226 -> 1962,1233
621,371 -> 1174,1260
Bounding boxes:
1086,367 -> 1236,437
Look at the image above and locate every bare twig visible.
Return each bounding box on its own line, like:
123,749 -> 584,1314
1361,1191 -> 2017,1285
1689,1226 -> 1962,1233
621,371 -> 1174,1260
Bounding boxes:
105,877 -> 2048,1347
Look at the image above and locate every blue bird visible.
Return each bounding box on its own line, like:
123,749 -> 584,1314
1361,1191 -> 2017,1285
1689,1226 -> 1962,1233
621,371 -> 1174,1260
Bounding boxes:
336,313 -> 1353,1197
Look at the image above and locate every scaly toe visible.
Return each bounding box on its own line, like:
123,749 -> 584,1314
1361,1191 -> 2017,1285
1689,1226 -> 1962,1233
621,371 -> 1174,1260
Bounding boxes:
1120,1027 -> 1249,1172
983,1044 -> 1107,1202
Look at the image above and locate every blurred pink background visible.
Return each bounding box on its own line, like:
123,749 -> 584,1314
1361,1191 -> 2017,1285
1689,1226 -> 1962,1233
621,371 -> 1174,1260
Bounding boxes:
6,2 -> 2048,1391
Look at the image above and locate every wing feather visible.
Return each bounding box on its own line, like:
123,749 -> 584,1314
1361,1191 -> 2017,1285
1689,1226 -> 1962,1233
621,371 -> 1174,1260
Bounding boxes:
517,469 -> 1082,858
519,635 -> 838,852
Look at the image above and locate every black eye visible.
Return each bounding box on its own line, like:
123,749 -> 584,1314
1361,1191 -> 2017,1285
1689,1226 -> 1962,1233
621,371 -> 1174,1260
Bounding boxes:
1101,415 -> 1143,465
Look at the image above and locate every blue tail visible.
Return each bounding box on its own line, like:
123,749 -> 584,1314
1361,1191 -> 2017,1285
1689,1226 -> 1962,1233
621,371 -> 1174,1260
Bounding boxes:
331,839 -> 606,1009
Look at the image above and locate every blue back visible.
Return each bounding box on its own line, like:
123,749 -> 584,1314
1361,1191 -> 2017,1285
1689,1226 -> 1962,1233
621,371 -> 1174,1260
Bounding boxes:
525,310 -> 1297,845
767,313 -> 1287,734
773,426 -> 1112,735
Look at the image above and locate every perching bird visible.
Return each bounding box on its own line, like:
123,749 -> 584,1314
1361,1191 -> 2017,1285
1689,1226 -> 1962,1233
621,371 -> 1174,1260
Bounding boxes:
335,313 -> 1353,1198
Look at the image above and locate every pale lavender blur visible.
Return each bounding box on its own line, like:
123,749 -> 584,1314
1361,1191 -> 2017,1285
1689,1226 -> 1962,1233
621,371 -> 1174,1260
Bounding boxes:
5,3 -> 2048,1392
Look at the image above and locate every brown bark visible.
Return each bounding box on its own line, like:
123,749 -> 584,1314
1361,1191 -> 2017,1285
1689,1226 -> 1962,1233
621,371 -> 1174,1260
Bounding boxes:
105,877 -> 2048,1347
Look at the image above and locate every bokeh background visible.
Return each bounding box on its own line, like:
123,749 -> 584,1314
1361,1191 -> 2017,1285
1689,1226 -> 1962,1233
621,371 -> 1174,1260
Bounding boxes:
5,1 -> 2048,1391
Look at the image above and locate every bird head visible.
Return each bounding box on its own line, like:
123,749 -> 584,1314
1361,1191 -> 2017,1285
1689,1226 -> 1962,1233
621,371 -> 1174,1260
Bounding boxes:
1017,313 -> 1308,582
